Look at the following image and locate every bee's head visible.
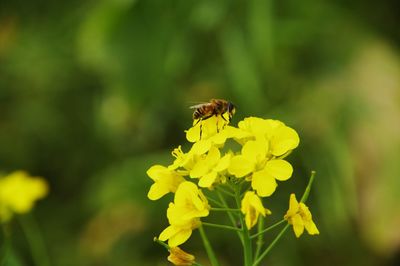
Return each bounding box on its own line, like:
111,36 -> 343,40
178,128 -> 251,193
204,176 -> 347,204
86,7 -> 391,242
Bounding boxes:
228,102 -> 236,119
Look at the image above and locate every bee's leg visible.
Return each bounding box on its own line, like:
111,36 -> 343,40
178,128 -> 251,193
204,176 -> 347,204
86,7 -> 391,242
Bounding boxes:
221,113 -> 228,122
193,118 -> 201,126
199,122 -> 203,139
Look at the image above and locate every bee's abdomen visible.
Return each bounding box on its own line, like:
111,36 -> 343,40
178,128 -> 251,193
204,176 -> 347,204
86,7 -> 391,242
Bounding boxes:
193,110 -> 202,119
193,106 -> 212,120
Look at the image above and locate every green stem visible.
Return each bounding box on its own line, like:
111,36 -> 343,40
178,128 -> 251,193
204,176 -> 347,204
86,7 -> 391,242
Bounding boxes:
234,186 -> 252,266
1,224 -> 11,266
153,237 -> 169,250
216,190 -> 243,244
254,217 -> 264,260
202,222 -> 243,232
250,219 -> 286,239
210,207 -> 240,212
252,224 -> 290,266
301,171 -> 316,203
18,214 -> 51,266
198,225 -> 220,266
206,196 -> 225,208
216,186 -> 235,197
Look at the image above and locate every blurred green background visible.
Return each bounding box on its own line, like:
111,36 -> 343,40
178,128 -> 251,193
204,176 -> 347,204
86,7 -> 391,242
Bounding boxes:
1,0 -> 400,265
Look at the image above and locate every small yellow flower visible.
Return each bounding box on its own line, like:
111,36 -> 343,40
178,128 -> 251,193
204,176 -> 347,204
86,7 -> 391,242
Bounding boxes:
159,182 -> 210,247
228,138 -> 293,197
147,165 -> 185,200
159,219 -> 201,248
190,146 -> 231,188
284,193 -> 319,238
168,246 -> 195,266
241,191 -> 271,229
0,171 -> 48,222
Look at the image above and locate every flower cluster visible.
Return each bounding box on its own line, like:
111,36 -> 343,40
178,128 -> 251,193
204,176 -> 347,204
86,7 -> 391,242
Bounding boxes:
147,114 -> 319,265
0,171 -> 48,222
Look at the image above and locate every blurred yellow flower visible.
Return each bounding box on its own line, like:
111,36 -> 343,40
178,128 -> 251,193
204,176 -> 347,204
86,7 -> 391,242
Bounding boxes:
241,191 -> 271,229
159,181 -> 210,247
284,193 -> 319,238
228,138 -> 293,197
0,171 -> 48,222
168,246 -> 195,266
147,165 -> 185,201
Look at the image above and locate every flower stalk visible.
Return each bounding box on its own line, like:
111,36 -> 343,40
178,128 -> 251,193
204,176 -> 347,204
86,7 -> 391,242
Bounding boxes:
202,222 -> 242,232
198,225 -> 220,266
234,186 -> 253,266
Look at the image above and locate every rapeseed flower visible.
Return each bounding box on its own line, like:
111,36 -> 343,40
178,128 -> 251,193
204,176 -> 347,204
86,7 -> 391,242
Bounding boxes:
284,193 -> 319,238
235,117 -> 299,157
159,182 -> 210,247
228,138 -> 293,197
241,191 -> 271,229
147,165 -> 185,200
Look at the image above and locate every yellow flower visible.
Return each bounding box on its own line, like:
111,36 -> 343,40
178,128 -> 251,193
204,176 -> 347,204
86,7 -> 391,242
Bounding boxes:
190,146 -> 231,188
236,117 -> 299,156
147,165 -> 185,200
284,193 -> 319,238
0,171 -> 48,222
241,191 -> 271,229
159,219 -> 201,248
159,182 -> 210,247
186,114 -> 231,143
228,138 -> 293,197
168,247 -> 195,266
185,115 -> 240,156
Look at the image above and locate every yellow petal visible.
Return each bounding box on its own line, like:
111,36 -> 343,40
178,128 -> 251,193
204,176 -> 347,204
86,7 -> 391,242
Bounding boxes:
251,170 -> 277,197
205,146 -> 220,164
270,126 -> 300,156
190,140 -> 212,155
198,172 -> 217,188
168,228 -> 193,247
241,140 -> 266,162
264,160 -> 293,181
292,214 -> 305,238
305,220 -> 320,235
248,192 -> 267,216
214,153 -> 231,172
190,161 -> 210,178
238,117 -> 269,136
159,225 -> 177,241
186,125 -> 201,143
147,183 -> 170,201
228,155 -> 254,177
146,165 -> 166,181
286,193 -> 299,217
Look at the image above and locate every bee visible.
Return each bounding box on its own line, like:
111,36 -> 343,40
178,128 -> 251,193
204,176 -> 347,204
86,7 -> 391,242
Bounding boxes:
190,99 -> 236,138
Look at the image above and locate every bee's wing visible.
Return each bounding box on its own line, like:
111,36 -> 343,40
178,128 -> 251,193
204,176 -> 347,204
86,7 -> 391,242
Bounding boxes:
189,102 -> 211,109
